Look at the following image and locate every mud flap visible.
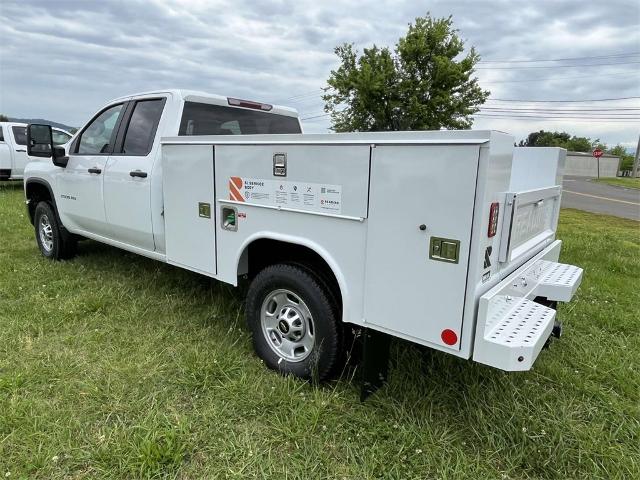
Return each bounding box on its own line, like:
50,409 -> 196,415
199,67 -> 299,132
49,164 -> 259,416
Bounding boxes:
360,328 -> 391,401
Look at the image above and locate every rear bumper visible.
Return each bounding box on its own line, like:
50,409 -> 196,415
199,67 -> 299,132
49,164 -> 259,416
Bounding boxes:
472,240 -> 583,371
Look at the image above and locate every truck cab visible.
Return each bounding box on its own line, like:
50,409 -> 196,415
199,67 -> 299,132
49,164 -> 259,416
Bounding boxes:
24,90 -> 301,255
0,122 -> 71,180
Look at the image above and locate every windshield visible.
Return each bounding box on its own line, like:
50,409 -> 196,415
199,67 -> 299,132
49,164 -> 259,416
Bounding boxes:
178,101 -> 301,136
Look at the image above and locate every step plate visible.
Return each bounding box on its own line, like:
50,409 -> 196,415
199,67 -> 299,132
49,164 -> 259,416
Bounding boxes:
534,260 -> 583,302
474,296 -> 556,371
486,297 -> 555,347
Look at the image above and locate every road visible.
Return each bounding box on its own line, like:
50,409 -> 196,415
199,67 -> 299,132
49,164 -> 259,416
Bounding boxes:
562,176 -> 640,221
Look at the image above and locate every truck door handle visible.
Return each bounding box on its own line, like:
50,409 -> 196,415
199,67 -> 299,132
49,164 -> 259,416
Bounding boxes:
16,149 -> 26,152
88,167 -> 102,174
129,170 -> 148,178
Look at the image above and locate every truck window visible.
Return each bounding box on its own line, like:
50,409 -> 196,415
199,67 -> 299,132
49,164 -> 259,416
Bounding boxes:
0,126 -> 4,142
77,104 -> 124,155
52,130 -> 72,145
120,98 -> 166,156
178,102 -> 301,136
11,126 -> 27,145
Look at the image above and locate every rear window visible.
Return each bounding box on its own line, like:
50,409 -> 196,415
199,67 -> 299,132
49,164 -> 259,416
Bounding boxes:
12,126 -> 27,145
179,102 -> 301,136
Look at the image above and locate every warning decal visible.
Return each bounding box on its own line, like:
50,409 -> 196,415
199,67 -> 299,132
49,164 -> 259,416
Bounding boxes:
229,177 -> 342,214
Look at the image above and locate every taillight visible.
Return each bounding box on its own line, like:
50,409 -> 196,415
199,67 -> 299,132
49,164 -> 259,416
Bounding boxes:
227,97 -> 273,111
488,202 -> 499,237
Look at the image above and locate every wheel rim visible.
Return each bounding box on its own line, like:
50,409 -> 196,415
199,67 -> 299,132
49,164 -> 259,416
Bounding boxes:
260,288 -> 315,362
39,214 -> 54,253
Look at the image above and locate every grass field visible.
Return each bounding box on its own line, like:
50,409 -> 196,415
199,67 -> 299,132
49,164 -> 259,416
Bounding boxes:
1,181 -> 639,479
592,177 -> 640,190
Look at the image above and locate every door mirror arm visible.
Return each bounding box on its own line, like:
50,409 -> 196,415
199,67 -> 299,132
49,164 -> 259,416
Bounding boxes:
52,146 -> 69,168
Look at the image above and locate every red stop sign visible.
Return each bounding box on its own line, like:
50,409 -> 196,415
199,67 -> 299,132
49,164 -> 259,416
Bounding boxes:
593,148 -> 603,158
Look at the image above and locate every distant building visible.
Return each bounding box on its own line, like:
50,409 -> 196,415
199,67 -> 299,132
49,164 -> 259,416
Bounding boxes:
564,151 -> 620,178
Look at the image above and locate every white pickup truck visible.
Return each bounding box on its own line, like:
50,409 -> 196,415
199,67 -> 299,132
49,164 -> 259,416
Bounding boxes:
0,122 -> 71,180
24,89 -> 583,398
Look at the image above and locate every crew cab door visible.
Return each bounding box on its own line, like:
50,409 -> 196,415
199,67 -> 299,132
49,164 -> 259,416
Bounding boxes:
102,97 -> 166,251
58,103 -> 126,235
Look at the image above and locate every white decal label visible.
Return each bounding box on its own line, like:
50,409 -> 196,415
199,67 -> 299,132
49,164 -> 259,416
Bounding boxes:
229,177 -> 342,214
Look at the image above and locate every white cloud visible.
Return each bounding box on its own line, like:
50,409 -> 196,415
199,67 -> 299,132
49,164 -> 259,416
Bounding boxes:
0,0 -> 638,146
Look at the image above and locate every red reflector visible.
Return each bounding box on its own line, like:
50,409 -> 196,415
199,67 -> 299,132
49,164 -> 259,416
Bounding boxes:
441,329 -> 458,346
488,202 -> 499,237
227,97 -> 273,111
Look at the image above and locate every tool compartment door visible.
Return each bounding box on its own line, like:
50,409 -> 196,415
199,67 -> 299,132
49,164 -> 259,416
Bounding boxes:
363,144 -> 480,350
162,143 -> 216,276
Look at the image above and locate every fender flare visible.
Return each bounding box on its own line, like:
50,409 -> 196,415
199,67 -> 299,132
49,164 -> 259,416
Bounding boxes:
236,232 -> 350,318
24,178 -> 60,225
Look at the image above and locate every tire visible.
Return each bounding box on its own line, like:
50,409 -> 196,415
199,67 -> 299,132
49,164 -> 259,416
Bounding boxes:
34,201 -> 77,260
246,263 -> 341,381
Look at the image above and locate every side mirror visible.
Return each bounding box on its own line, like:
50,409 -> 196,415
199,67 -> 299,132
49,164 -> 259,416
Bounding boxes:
27,124 -> 69,167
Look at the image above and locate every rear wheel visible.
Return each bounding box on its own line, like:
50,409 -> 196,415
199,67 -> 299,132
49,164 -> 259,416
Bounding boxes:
34,201 -> 76,260
246,263 -> 341,381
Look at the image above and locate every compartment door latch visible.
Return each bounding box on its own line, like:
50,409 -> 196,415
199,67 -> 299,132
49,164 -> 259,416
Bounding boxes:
429,237 -> 461,264
273,153 -> 287,177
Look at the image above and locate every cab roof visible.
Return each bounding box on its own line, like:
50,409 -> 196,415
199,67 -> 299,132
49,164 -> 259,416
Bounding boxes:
109,89 -> 299,118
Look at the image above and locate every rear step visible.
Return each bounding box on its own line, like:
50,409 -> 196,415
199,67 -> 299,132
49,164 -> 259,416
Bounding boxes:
473,242 -> 583,371
475,296 -> 556,371
534,260 -> 583,302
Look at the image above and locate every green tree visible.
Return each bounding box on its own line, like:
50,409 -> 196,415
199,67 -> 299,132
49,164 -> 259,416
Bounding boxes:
323,14 -> 489,132
519,130 -> 601,152
609,144 -> 634,170
0,114 -> 8,122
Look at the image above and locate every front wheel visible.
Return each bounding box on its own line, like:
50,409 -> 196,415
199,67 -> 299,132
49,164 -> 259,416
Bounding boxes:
246,264 -> 341,381
34,201 -> 77,260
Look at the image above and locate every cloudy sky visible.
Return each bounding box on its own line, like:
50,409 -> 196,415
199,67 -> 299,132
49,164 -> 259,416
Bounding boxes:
1,0 -> 638,148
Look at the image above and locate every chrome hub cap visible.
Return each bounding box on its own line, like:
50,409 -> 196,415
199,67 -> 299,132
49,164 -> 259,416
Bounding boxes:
39,214 -> 54,253
261,289 -> 315,362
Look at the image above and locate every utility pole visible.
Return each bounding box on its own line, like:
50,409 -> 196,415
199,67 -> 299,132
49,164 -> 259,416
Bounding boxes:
632,133 -> 640,178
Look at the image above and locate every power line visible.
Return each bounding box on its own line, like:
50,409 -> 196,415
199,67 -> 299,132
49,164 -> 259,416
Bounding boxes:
487,96 -> 640,103
476,60 -> 640,70
482,114 -> 640,118
282,89 -> 325,101
301,113 -> 640,122
301,108 -> 640,116
479,115 -> 640,119
474,116 -> 638,121
300,113 -> 330,121
301,104 -> 640,118
301,109 -> 640,121
285,52 -> 640,100
481,71 -> 639,84
284,71 -> 640,102
480,107 -> 640,113
479,52 -> 640,63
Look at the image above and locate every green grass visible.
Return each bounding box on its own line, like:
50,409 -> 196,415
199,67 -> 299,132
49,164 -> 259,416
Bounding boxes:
1,181 -> 639,479
592,177 -> 640,190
